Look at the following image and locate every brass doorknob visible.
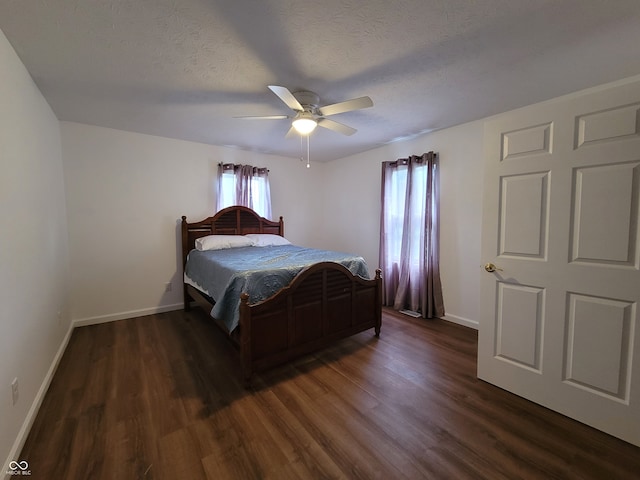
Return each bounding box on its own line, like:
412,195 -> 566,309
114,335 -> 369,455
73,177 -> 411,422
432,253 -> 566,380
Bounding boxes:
484,262 -> 503,273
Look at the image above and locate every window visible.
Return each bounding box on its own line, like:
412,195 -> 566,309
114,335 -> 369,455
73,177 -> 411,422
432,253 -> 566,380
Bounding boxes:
216,163 -> 272,219
384,163 -> 428,269
218,171 -> 237,211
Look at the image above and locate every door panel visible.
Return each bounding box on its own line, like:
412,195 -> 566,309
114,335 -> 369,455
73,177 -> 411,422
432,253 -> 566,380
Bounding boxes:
575,103 -> 640,148
500,172 -> 549,258
480,79 -> 640,446
565,293 -> 634,401
496,282 -> 544,371
571,162 -> 640,265
502,122 -> 553,160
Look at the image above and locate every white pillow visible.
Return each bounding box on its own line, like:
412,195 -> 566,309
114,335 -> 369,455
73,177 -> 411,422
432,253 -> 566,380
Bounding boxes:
195,234 -> 255,251
245,233 -> 291,247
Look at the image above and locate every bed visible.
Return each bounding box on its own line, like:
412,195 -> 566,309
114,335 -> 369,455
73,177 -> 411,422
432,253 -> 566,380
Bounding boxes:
181,205 -> 382,384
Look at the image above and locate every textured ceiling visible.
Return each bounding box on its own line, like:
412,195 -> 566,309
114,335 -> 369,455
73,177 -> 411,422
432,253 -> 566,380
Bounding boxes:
2,0 -> 640,161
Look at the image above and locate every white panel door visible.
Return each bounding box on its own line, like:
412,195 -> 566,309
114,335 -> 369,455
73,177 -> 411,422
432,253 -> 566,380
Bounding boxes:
479,80 -> 640,446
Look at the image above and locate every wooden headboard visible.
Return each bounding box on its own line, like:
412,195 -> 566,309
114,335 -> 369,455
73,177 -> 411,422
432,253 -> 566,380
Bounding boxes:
181,205 -> 284,267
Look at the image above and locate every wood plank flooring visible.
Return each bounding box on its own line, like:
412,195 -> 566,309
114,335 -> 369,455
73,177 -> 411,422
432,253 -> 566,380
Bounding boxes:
20,308 -> 640,479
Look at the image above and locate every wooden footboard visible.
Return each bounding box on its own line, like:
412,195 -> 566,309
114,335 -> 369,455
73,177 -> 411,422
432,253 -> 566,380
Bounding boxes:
239,262 -> 382,384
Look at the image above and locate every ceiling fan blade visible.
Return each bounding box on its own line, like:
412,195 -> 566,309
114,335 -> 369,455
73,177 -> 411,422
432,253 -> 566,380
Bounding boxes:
284,125 -> 297,139
319,96 -> 373,116
268,85 -> 304,112
317,118 -> 357,136
234,115 -> 290,120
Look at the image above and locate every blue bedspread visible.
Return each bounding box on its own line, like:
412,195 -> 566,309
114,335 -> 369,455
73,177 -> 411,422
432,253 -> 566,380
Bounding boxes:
184,245 -> 371,332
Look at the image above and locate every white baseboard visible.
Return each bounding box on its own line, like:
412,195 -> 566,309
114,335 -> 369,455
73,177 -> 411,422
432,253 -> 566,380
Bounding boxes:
442,313 -> 478,330
73,302 -> 184,327
3,322 -> 73,480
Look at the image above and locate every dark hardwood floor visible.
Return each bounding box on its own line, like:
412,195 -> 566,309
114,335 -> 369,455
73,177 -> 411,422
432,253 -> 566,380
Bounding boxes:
20,308 -> 640,479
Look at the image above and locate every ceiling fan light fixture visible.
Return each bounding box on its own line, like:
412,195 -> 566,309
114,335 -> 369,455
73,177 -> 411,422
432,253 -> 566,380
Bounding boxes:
292,115 -> 317,135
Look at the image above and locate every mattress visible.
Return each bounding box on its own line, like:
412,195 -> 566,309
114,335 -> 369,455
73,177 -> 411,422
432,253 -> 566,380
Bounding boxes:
184,244 -> 371,332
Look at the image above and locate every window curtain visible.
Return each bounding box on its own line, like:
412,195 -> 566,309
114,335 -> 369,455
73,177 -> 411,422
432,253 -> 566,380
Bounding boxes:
216,163 -> 272,219
379,152 -> 444,318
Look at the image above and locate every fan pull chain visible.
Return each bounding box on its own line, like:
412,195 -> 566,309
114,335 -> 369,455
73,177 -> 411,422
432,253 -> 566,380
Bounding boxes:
299,133 -> 310,168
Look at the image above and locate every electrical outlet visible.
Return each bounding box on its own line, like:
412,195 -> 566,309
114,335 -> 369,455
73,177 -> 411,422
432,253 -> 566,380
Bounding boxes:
11,378 -> 18,405
165,282 -> 172,293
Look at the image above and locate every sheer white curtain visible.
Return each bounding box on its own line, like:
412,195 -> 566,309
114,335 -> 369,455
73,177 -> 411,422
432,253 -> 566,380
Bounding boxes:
379,152 -> 444,318
216,163 -> 272,219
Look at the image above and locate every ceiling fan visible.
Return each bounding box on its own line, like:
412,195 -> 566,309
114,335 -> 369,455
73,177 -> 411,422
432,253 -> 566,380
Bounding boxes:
236,85 -> 373,137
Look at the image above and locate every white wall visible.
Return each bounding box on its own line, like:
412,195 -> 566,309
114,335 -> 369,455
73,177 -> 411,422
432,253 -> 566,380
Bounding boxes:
61,122 -> 325,324
0,29 -> 70,473
322,121 -> 484,329
61,117 -> 485,329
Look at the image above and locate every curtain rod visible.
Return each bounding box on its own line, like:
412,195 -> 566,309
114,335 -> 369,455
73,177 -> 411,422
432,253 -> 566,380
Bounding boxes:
387,151 -> 437,167
218,162 -> 269,173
